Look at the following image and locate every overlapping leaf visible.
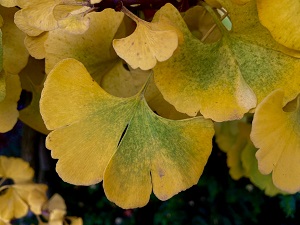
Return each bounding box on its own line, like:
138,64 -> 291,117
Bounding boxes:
113,7 -> 179,70
257,0 -> 300,51
153,3 -> 300,121
40,58 -> 214,208
251,90 -> 300,193
45,10 -> 124,82
153,4 -> 256,121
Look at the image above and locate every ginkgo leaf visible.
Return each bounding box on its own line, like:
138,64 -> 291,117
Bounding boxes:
0,73 -> 21,133
0,188 -> 28,221
153,3 -> 300,121
0,6 -> 29,74
14,10 -> 44,37
0,218 -> 10,225
113,8 -> 178,70
153,3 -> 256,121
45,9 -> 124,82
40,58 -> 214,208
241,140 -> 286,197
0,156 -> 34,183
251,90 -> 300,193
257,0 -> 300,51
24,32 -> 48,59
19,0 -> 61,31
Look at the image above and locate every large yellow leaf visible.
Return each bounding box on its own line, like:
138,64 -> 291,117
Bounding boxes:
45,10 -> 124,82
40,58 -> 214,208
251,90 -> 300,193
113,7 -> 178,70
0,156 -> 34,183
0,188 -> 28,221
153,3 -> 300,122
257,0 -> 300,51
0,73 -> 21,133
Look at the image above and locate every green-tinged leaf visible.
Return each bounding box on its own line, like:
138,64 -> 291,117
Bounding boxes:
257,0 -> 300,51
40,58 -> 214,208
251,90 -> 300,193
153,3 -> 300,122
153,3 -> 256,121
0,73 -> 21,133
0,156 -> 34,183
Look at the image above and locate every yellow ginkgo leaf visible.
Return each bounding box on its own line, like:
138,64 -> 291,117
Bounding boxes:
40,58 -> 214,208
45,9 -> 124,82
0,6 -> 29,74
0,156 -> 34,183
257,0 -> 300,51
113,7 -> 179,70
14,10 -> 44,37
0,218 -> 10,225
251,90 -> 300,193
0,73 -> 21,133
0,188 -> 28,221
19,0 -> 61,31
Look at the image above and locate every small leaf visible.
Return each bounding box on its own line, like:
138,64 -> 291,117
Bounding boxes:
113,7 -> 178,70
251,90 -> 300,193
0,156 -> 34,183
